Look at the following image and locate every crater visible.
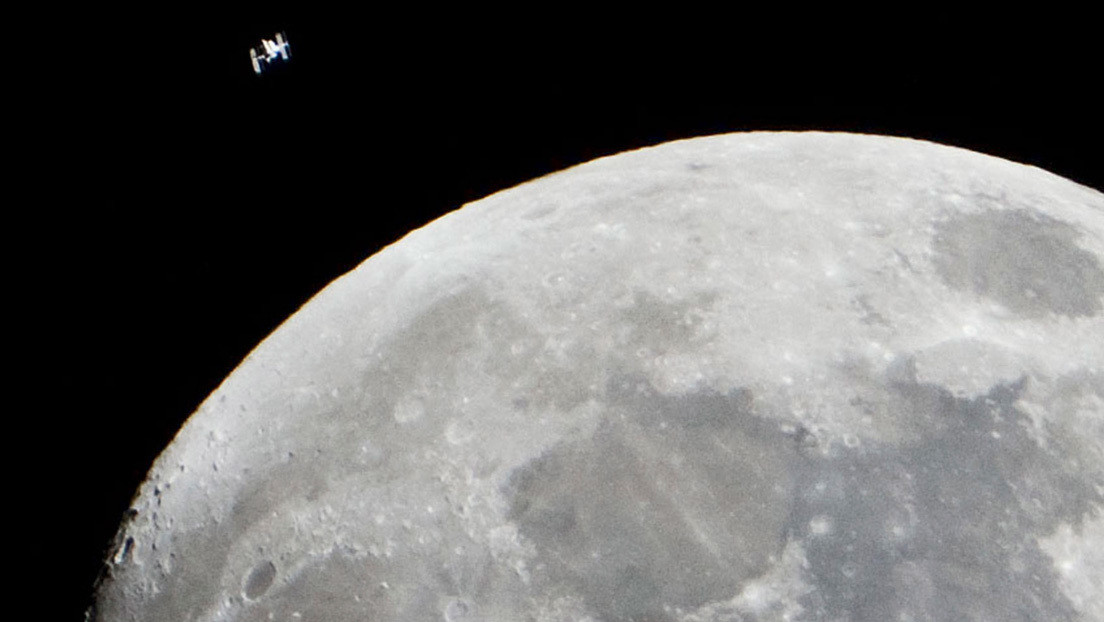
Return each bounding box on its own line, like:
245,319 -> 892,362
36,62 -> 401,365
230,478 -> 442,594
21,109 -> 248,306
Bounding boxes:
243,560 -> 277,600
443,597 -> 472,621
112,536 -> 134,565
932,208 -> 1104,318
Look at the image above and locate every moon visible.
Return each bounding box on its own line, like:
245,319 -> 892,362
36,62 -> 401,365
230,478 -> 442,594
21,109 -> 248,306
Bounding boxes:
91,132 -> 1104,621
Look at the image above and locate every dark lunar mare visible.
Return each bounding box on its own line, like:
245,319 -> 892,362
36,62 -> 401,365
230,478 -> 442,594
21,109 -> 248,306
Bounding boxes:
507,373 -> 798,622
932,207 -> 1104,319
788,370 -> 1100,622
506,366 -> 1102,622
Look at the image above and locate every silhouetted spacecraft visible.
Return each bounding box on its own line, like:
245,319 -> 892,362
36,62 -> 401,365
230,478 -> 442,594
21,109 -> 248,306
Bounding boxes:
250,32 -> 291,75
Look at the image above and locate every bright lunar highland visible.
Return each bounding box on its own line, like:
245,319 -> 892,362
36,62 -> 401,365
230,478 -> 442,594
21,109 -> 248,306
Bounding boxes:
92,132 -> 1104,622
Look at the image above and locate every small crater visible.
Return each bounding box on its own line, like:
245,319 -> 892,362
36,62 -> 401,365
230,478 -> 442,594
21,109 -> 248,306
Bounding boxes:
445,418 -> 476,445
443,597 -> 471,621
543,272 -> 568,288
243,560 -> 277,600
932,208 -> 1104,318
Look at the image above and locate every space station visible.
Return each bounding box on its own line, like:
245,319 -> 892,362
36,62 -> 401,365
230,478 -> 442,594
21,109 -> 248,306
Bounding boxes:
250,32 -> 290,75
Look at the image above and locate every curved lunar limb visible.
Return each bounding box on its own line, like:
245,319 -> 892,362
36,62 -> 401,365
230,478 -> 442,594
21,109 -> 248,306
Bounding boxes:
92,132 -> 1104,622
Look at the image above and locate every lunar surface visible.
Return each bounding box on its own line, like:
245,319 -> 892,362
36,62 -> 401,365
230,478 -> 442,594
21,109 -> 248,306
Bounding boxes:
91,132 -> 1104,621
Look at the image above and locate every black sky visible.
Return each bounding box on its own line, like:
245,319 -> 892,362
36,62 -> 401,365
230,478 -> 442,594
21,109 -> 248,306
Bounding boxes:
57,12 -> 1100,619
